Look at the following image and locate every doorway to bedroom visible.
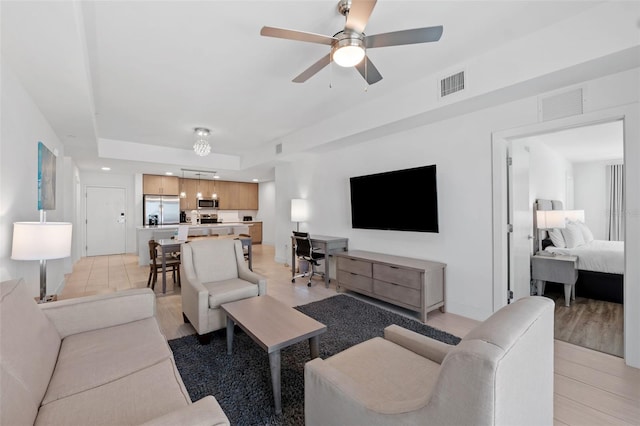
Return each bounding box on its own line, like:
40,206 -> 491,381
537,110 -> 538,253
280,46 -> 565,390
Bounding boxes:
509,119 -> 624,357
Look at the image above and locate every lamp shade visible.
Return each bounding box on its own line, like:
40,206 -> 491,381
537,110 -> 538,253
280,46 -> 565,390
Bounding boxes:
11,222 -> 72,260
564,210 -> 585,222
536,211 -> 566,230
291,199 -> 309,223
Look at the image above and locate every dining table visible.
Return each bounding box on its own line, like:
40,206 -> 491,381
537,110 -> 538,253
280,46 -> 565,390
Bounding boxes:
155,234 -> 253,294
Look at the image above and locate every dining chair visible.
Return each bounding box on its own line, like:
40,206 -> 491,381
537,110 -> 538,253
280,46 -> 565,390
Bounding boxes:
147,239 -> 181,290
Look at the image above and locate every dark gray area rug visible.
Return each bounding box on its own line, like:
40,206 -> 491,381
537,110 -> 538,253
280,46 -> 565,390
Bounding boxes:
168,294 -> 461,426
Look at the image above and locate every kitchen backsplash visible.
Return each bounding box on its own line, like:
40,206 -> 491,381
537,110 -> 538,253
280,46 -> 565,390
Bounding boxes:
191,210 -> 258,222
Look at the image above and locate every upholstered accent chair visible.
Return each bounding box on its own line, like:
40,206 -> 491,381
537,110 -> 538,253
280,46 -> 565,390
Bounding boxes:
305,296 -> 554,426
181,238 -> 266,343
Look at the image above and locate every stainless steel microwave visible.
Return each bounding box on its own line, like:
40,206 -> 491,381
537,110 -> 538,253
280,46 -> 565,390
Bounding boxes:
197,198 -> 219,209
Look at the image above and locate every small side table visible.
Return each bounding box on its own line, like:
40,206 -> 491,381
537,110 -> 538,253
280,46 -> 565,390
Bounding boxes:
531,254 -> 578,307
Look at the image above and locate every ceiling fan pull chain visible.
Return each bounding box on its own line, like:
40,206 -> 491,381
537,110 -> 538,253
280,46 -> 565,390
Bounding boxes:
329,59 -> 333,88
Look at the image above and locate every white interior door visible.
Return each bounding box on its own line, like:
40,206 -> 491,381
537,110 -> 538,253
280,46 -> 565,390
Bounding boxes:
86,186 -> 126,256
508,142 -> 533,301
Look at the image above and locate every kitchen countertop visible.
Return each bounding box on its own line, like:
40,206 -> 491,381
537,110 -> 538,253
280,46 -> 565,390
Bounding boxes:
137,221 -> 259,229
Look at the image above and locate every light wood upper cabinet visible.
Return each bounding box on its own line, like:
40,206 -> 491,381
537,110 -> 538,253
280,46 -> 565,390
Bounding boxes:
143,175 -> 179,195
237,182 -> 259,210
153,176 -> 258,210
179,179 -> 199,210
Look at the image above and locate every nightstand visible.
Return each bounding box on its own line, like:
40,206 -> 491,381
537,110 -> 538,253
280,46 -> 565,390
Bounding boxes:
531,254 -> 578,307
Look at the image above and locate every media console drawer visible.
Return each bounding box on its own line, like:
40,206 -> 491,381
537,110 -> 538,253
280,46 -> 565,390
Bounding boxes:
336,250 -> 446,323
337,270 -> 373,293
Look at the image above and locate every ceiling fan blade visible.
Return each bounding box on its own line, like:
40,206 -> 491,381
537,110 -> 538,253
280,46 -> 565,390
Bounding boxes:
365,26 -> 443,49
344,0 -> 377,34
355,56 -> 383,85
292,53 -> 332,83
260,26 -> 336,46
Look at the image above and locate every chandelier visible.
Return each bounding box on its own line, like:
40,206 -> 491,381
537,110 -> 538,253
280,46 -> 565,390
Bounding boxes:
193,127 -> 211,156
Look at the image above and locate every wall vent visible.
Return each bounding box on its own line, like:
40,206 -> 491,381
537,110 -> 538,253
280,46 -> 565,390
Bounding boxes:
539,88 -> 584,122
275,143 -> 282,154
440,71 -> 465,97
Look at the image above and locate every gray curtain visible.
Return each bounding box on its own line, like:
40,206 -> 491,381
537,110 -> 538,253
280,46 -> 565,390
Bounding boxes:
607,164 -> 624,241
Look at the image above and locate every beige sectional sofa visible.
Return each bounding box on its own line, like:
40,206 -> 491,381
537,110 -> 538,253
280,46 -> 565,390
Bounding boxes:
0,278 -> 230,426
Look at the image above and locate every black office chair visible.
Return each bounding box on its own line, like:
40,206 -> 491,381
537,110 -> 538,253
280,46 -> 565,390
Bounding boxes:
292,231 -> 325,287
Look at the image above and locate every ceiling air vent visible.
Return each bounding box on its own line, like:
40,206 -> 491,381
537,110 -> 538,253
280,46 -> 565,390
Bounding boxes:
275,143 -> 283,155
440,70 -> 465,98
539,88 -> 584,122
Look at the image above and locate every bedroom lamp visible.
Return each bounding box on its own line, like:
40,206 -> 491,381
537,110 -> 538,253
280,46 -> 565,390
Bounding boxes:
536,210 -> 565,253
11,222 -> 73,303
291,199 -> 309,232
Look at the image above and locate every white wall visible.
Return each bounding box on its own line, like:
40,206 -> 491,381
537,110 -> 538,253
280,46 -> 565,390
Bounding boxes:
276,96 -> 538,321
0,64 -> 76,296
574,159 -> 623,240
528,142 -> 574,208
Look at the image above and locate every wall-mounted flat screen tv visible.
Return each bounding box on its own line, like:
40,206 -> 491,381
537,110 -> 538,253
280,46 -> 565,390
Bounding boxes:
350,165 -> 439,233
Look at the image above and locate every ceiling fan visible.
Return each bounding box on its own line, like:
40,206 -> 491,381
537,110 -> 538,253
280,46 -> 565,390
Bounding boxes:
260,0 -> 443,85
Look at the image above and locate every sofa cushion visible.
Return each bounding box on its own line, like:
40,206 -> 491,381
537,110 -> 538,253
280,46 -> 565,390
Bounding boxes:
324,337 -> 440,414
204,278 -> 260,309
0,279 -> 61,426
42,317 -> 172,405
190,239 -> 239,283
35,358 -> 191,426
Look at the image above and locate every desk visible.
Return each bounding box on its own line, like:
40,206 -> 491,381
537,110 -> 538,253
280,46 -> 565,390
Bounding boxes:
157,235 -> 252,294
290,235 -> 349,288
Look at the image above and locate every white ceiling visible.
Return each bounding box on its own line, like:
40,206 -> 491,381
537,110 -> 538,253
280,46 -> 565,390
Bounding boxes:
527,120 -> 624,163
0,0 -> 620,182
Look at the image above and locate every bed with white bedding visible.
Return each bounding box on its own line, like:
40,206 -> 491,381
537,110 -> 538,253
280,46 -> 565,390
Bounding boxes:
535,199 -> 624,304
545,240 -> 624,275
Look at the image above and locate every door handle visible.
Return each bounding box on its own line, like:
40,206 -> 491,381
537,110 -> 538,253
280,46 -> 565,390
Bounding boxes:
527,235 -> 534,240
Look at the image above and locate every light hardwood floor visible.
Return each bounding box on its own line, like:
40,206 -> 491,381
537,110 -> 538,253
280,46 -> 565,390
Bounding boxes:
62,245 -> 640,426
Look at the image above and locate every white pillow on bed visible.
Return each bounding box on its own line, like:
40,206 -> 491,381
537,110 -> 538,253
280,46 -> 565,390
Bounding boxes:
561,221 -> 585,248
548,228 -> 566,248
577,221 -> 595,243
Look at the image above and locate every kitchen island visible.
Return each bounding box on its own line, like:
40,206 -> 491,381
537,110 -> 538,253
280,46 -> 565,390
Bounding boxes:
136,222 -> 257,266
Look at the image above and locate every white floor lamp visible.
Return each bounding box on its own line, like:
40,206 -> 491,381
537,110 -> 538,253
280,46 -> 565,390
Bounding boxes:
11,221 -> 73,303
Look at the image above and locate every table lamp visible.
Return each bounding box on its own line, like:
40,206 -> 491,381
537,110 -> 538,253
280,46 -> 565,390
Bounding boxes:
11,222 -> 73,303
291,199 -> 308,232
535,210 -> 565,253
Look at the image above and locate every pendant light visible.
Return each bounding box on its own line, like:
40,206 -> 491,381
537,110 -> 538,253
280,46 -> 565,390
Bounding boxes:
179,170 -> 186,198
196,173 -> 202,199
212,171 -> 218,199
193,128 -> 211,157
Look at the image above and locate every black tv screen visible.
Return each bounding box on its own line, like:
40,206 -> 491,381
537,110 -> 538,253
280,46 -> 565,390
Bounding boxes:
350,165 -> 439,233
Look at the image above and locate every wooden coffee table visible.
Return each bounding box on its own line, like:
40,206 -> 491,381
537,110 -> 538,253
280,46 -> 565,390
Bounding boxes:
221,295 -> 327,415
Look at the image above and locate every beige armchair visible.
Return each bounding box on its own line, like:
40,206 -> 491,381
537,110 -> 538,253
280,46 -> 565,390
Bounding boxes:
305,296 -> 554,426
181,238 -> 266,343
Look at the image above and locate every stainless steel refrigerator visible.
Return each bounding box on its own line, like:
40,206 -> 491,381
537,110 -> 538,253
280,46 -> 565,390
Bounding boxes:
143,195 -> 180,225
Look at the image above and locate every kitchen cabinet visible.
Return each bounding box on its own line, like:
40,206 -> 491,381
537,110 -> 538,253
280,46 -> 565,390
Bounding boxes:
179,179 -> 199,211
143,175 -> 179,195
165,177 -> 258,211
248,222 -> 262,244
238,182 -> 259,210
336,250 -> 446,323
216,181 -> 258,210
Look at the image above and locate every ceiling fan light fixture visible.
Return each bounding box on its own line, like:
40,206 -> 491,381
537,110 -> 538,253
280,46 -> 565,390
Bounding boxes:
193,127 -> 211,156
332,38 -> 365,67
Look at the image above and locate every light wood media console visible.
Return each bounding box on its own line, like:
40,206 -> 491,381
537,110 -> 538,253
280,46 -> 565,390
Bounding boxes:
335,250 -> 446,323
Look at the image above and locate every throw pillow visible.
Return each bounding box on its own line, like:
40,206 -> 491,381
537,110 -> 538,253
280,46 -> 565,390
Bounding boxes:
561,221 -> 585,248
577,221 -> 594,243
548,228 -> 566,248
